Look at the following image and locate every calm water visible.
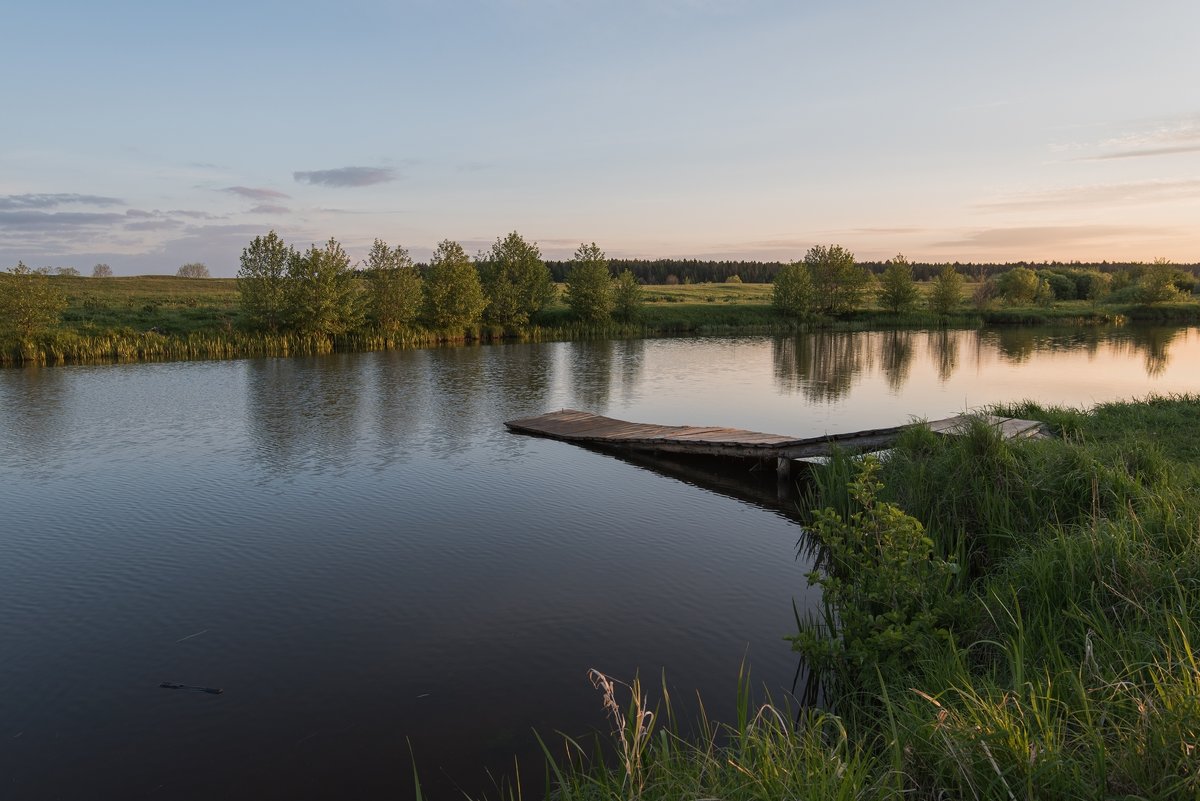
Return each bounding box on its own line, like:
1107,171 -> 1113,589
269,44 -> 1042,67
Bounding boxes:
2,326 -> 1198,800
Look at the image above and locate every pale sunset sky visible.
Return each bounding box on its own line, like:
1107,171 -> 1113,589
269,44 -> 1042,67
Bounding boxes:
2,0 -> 1198,275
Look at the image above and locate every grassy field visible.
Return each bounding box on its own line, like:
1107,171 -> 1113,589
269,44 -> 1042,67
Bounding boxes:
496,395 -> 1200,800
3,274 -> 1198,365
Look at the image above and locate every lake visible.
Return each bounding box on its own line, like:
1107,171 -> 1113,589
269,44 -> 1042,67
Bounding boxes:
2,325 -> 1198,800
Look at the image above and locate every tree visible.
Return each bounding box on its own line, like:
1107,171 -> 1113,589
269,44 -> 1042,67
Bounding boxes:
995,267 -> 1040,304
285,238 -> 362,336
55,266 -> 80,277
564,242 -> 614,323
1136,258 -> 1182,304
92,263 -> 113,278
477,231 -> 554,328
0,261 -> 68,342
928,264 -> 964,316
804,244 -> 871,315
878,253 -> 919,313
177,262 -> 210,278
612,269 -> 644,322
423,240 -> 487,331
1080,271 -> 1112,310
772,262 -> 815,319
363,238 -> 422,335
237,230 -> 294,332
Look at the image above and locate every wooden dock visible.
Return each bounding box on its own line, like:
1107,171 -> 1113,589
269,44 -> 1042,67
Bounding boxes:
505,409 -> 1046,475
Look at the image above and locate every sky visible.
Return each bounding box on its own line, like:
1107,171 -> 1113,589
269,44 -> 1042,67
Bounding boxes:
2,0 -> 1199,276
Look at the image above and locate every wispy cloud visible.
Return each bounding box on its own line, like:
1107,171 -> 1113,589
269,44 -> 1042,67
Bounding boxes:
0,210 -> 127,229
249,204 -> 290,214
0,193 -> 124,210
1072,115 -> 1200,161
293,166 -> 398,187
978,179 -> 1200,211
223,185 -> 290,200
932,224 -> 1169,250
124,219 -> 186,232
1088,144 -> 1200,161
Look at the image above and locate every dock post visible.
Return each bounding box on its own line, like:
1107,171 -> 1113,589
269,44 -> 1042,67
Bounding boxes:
776,456 -> 791,481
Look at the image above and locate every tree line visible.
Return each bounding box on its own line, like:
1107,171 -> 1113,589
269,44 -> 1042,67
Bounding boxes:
772,247 -> 1198,320
236,230 -> 644,338
543,257 -> 1200,286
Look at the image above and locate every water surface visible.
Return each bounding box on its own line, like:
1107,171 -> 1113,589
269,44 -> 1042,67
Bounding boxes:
1,326 -> 1197,799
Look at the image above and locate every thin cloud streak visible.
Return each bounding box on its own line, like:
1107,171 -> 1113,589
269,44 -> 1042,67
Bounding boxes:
0,193 -> 124,210
978,179 -> 1200,211
932,224 -> 1170,250
223,186 -> 291,200
249,204 -> 291,214
0,210 -> 127,229
1083,144 -> 1200,161
293,167 -> 398,187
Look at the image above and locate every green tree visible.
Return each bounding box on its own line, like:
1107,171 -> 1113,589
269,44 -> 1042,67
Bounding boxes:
423,239 -> 487,331
995,267 -> 1040,304
285,238 -> 362,336
237,230 -> 294,332
363,238 -> 422,335
1080,271 -> 1112,310
772,262 -> 815,319
477,231 -> 554,328
878,253 -> 919,313
1136,258 -> 1182,304
928,264 -> 964,316
564,242 -> 614,323
804,244 -> 871,315
612,269 -> 644,322
0,261 -> 68,342
177,262 -> 210,278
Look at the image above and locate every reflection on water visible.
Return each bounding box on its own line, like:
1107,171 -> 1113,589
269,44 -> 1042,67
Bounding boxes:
928,330 -> 959,383
773,332 -> 872,402
879,330 -> 915,392
1125,327 -> 1179,377
771,325 -> 1194,400
1,326 -> 1199,801
246,355 -> 364,475
570,339 -> 616,410
0,365 -> 68,476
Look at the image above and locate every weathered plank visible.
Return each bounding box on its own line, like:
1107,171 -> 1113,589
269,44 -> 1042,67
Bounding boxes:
505,409 -> 1047,461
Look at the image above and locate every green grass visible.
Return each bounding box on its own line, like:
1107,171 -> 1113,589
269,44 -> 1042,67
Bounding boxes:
465,395 -> 1200,800
4,275 -> 1198,365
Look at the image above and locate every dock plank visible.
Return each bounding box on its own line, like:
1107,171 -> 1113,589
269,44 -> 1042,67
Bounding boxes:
505,409 -> 1047,460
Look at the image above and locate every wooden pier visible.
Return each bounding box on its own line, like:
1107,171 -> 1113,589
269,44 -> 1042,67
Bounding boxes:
505,409 -> 1046,477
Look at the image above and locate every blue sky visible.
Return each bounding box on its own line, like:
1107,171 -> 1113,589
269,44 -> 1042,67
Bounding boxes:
2,0 -> 1198,275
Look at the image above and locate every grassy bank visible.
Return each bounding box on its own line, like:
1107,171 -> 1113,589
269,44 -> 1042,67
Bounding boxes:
3,275 -> 1199,365
507,395 -> 1200,800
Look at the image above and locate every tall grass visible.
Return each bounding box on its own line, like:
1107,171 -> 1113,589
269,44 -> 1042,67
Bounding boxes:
478,396 -> 1200,800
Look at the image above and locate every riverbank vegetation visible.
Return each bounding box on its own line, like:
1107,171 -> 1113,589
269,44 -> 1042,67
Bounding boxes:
2,236 -> 1198,365
508,394 -> 1200,800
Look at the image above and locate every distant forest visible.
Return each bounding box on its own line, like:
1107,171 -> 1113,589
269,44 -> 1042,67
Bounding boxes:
542,258 -> 1200,285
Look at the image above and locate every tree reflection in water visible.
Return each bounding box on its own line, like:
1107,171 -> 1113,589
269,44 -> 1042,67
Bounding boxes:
879,330 -> 915,393
773,332 -> 872,403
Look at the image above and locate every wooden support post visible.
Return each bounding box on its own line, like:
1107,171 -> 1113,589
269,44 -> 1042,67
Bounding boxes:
776,456 -> 791,481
